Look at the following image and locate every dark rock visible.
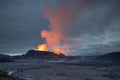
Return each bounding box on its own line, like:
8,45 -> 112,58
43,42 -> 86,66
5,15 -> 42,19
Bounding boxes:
0,70 -> 24,80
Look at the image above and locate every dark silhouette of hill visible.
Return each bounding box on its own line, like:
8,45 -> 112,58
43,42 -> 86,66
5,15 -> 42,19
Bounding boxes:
0,54 -> 13,62
13,50 -> 97,61
95,52 -> 120,62
13,50 -> 66,59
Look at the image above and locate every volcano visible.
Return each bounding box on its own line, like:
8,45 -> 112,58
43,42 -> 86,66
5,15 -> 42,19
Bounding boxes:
14,50 -> 66,59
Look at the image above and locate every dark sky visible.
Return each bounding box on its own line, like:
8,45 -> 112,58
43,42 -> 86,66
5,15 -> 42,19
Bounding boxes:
0,0 -> 120,56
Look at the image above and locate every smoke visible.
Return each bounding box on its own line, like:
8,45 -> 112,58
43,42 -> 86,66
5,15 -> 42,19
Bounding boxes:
39,0 -> 90,54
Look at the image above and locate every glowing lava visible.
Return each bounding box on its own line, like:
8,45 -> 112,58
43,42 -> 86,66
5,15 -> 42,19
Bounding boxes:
36,44 -> 48,51
53,48 -> 63,55
36,44 -> 64,55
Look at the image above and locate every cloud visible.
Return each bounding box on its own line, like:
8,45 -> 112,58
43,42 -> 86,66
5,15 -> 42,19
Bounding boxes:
0,0 -> 120,55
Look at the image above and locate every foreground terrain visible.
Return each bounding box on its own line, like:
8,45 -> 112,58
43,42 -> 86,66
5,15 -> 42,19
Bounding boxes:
0,59 -> 120,80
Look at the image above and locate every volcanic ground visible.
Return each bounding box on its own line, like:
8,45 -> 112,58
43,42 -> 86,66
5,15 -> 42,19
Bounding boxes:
0,57 -> 120,80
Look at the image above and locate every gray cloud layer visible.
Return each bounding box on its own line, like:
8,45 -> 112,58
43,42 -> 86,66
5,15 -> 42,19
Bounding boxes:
0,0 -> 120,55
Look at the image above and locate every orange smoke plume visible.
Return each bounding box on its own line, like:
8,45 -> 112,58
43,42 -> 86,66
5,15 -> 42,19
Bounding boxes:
35,0 -> 84,55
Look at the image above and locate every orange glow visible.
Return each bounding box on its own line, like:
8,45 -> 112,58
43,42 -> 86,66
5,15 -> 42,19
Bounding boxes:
36,44 -> 48,51
53,48 -> 63,55
35,2 -> 73,56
